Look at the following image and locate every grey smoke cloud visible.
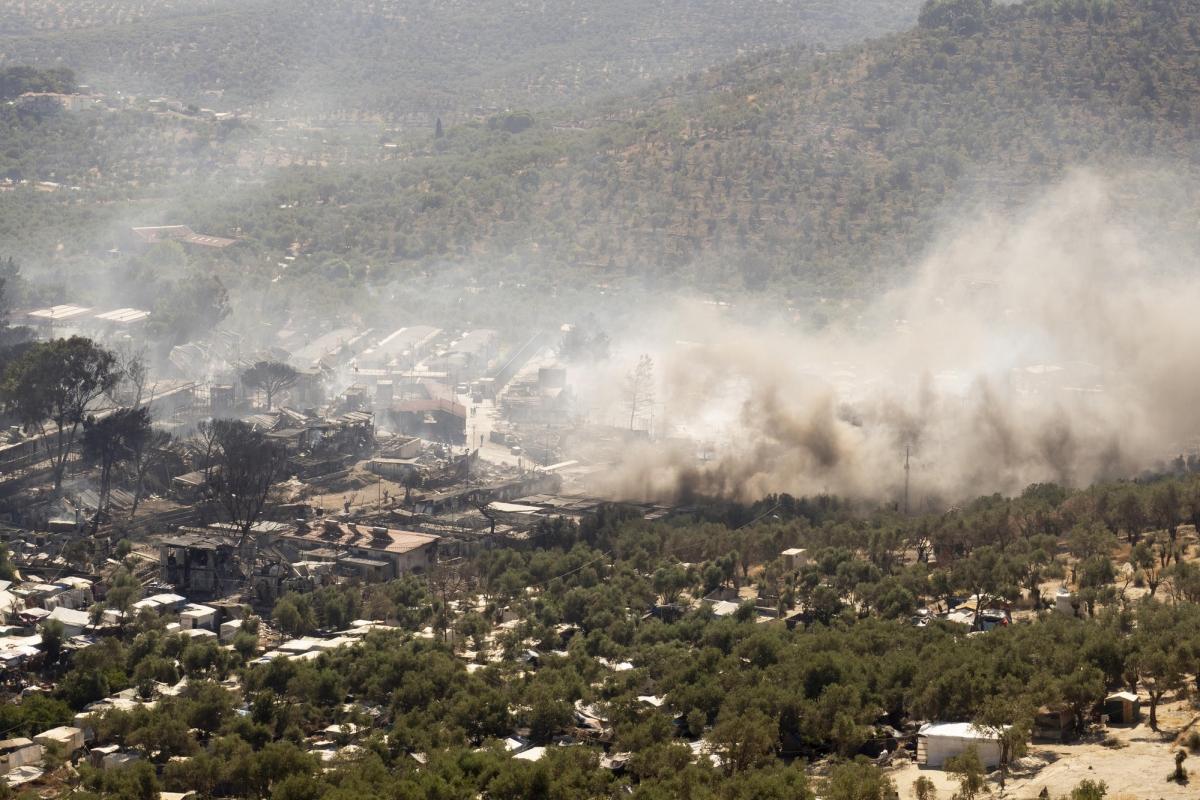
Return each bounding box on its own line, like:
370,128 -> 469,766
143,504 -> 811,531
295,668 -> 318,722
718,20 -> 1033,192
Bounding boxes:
587,169 -> 1200,505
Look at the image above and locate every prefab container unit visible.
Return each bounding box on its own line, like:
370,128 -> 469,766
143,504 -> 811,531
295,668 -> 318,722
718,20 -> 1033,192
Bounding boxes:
917,722 -> 1005,769
34,726 -> 85,755
220,619 -> 244,643
781,548 -> 809,570
0,739 -> 42,774
183,628 -> 217,641
179,604 -> 217,631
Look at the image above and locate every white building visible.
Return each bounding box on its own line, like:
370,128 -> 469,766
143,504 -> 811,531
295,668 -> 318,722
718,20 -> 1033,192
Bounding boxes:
917,722 -> 1005,769
33,726 -> 85,756
179,604 -> 217,631
781,548 -> 809,570
44,607 -> 90,638
220,619 -> 244,643
0,739 -> 41,774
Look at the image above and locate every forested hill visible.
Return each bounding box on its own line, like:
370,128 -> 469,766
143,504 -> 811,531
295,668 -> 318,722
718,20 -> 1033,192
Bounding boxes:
0,0 -> 922,113
191,0 -> 1200,301
4,0 -> 1200,312
532,0 -> 1200,293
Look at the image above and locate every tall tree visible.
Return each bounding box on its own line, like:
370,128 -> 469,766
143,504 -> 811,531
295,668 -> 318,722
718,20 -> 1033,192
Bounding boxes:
190,420 -> 223,484
1130,540 -> 1162,597
1149,481 -> 1182,553
951,546 -> 1019,631
824,760 -> 897,800
1131,599 -> 1188,731
208,420 -> 289,585
710,709 -> 779,775
1,337 -> 118,489
241,361 -> 298,410
81,406 -> 152,530
0,257 -> 31,371
625,354 -> 654,431
107,347 -> 152,408
1114,488 -> 1147,546
945,746 -> 987,800
128,426 -> 173,519
974,697 -> 1031,790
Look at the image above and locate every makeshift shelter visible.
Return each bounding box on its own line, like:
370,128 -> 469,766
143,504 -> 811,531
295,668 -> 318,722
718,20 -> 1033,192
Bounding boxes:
1104,692 -> 1140,725
44,607 -> 89,638
33,726 -> 84,756
781,548 -> 809,570
1033,706 -> 1073,742
0,739 -> 41,774
917,722 -> 1005,769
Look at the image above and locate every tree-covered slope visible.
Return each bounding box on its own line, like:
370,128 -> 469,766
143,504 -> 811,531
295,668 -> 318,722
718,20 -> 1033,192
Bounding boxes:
0,0 -> 923,113
205,0 -> 1200,298
5,0 -> 1200,311
538,0 -> 1200,291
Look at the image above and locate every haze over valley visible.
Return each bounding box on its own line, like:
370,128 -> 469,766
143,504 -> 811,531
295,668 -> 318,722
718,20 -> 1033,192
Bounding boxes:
0,2 -> 1197,799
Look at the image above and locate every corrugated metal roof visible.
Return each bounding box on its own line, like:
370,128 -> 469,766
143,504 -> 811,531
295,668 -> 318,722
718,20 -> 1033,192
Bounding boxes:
28,304 -> 92,320
94,307 -> 151,324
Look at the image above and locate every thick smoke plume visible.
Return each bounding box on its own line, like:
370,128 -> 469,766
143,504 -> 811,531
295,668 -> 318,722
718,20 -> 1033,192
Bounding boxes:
588,170 -> 1200,505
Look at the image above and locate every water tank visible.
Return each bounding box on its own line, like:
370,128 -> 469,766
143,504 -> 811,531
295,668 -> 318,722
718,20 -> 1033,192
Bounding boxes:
1054,587 -> 1075,616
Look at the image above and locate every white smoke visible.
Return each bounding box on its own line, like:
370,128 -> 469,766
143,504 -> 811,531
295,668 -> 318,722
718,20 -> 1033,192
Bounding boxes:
584,169 -> 1200,504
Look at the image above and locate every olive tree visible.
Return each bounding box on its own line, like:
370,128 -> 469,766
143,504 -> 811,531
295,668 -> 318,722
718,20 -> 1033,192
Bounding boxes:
241,360 -> 298,410
1,336 -> 118,489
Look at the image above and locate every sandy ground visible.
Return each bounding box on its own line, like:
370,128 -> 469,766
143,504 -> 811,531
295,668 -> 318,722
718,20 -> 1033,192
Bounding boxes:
889,698 -> 1199,800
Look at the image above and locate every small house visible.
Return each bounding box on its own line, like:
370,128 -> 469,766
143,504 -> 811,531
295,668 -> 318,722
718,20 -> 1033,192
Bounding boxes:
0,738 -> 42,774
170,469 -> 211,502
917,722 -> 1005,769
220,619 -> 244,643
14,582 -> 66,610
781,548 -> 809,570
133,593 -> 187,614
393,435 -> 422,458
275,520 -> 439,581
367,457 -> 421,481
1104,692 -> 1140,725
158,534 -> 239,597
44,607 -> 90,638
34,726 -> 85,756
179,604 -> 217,631
90,744 -> 140,770
708,600 -> 740,617
1032,705 -> 1073,742
53,577 -> 94,610
17,608 -> 50,626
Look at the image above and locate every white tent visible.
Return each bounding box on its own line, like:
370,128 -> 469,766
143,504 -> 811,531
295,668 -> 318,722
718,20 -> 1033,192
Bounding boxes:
917,722 -> 1006,769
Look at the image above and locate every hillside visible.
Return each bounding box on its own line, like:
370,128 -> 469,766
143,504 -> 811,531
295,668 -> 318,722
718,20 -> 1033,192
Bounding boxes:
4,0 -> 1200,324
170,0 -> 1200,302
0,0 -> 922,114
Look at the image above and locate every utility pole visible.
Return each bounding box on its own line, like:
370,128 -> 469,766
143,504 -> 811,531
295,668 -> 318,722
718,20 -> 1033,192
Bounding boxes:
903,445 -> 911,516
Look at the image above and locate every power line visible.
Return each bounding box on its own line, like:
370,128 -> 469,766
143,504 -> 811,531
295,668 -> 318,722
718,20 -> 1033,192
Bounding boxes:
525,551 -> 613,590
